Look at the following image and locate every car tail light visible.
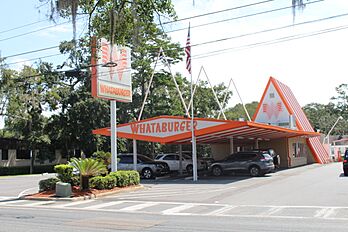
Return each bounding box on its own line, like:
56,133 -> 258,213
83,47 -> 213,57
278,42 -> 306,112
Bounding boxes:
344,160 -> 347,163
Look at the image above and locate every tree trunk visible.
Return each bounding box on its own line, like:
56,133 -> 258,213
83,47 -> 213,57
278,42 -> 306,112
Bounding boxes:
30,150 -> 34,174
81,175 -> 90,191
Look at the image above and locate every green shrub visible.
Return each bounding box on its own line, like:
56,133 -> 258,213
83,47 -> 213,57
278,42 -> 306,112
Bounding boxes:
90,175 -> 116,190
110,170 -> 139,187
54,164 -> 73,183
127,171 -> 140,185
70,175 -> 80,187
90,176 -> 105,190
39,178 -> 59,192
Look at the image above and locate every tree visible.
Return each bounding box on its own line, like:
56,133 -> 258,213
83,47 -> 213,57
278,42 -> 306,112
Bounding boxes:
225,101 -> 259,121
69,157 -> 106,190
0,64 -> 60,171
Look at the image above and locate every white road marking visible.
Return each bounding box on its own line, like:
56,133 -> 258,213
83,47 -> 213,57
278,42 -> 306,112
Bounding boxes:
83,201 -> 124,209
162,204 -> 195,215
205,206 -> 237,216
323,208 -> 336,218
264,207 -> 283,216
17,187 -> 38,198
119,202 -> 159,212
22,201 -> 53,207
52,200 -> 95,208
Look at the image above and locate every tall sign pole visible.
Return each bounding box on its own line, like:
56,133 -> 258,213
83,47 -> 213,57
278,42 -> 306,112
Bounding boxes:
186,23 -> 198,181
91,37 -> 132,172
111,100 -> 117,172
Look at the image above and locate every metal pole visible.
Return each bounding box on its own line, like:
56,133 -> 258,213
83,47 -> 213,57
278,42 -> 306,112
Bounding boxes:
325,116 -> 343,144
133,139 -> 137,171
201,67 -> 227,120
218,78 -> 233,119
231,78 -> 251,121
162,50 -> 190,117
191,70 -> 198,181
111,100 -> 117,172
179,144 -> 183,175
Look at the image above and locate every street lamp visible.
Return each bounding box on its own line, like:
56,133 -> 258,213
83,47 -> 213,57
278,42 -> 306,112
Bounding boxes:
325,116 -> 343,144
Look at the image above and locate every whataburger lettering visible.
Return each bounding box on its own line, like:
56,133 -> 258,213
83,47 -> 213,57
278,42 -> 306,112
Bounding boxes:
130,121 -> 198,134
100,84 -> 131,97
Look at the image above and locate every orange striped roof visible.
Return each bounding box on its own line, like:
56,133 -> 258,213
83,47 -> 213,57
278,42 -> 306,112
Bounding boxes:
93,115 -> 320,144
253,77 -> 330,164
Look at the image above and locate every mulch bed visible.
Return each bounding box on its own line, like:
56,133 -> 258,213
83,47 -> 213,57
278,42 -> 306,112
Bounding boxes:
27,186 -> 134,199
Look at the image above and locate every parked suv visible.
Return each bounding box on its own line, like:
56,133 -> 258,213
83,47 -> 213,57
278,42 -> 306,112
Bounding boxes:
155,153 -> 206,173
208,151 -> 275,177
343,150 -> 348,176
118,154 -> 170,179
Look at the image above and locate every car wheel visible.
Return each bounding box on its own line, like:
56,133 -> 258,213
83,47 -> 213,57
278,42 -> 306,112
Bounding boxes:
344,169 -> 348,176
212,165 -> 223,177
186,164 -> 193,174
249,166 -> 261,177
141,168 -> 154,179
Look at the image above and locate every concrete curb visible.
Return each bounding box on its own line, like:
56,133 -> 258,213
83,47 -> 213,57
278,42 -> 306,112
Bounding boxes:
20,185 -> 145,202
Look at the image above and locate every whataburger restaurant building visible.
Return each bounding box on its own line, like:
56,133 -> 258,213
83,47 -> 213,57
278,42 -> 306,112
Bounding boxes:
93,77 -> 331,169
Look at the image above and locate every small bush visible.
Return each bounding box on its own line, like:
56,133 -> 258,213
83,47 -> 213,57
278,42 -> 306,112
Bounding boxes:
103,175 -> 116,189
90,175 -> 116,190
39,178 -> 59,192
90,176 -> 105,190
127,171 -> 140,185
70,175 -> 80,187
54,164 -> 73,183
110,171 -> 129,187
110,170 -> 139,187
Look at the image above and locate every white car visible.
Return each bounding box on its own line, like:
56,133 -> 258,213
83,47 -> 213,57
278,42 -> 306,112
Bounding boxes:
155,153 -> 206,173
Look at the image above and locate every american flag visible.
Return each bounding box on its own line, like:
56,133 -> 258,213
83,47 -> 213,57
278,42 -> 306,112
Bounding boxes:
185,24 -> 191,74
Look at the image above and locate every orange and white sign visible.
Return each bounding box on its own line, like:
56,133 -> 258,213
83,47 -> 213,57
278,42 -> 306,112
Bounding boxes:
93,116 -> 229,143
91,38 -> 132,102
253,79 -> 292,128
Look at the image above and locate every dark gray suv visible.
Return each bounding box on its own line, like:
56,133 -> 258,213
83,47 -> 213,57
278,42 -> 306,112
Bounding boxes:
208,151 -> 275,177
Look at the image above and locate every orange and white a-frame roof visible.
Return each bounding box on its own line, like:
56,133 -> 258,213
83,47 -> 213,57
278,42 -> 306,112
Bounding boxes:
93,115 -> 319,144
252,77 -> 330,164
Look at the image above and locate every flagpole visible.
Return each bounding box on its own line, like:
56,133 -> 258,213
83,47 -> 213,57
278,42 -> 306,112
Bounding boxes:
191,65 -> 198,182
186,23 -> 198,181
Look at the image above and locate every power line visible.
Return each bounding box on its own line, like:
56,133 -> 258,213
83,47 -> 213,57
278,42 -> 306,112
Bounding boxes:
162,0 -> 275,25
3,46 -> 59,59
0,19 -> 48,35
0,16 -> 87,43
5,53 -> 64,66
165,0 -> 324,33
192,24 -> 348,60
191,12 -> 348,48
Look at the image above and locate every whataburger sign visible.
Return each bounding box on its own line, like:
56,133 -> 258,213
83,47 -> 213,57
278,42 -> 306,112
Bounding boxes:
91,38 -> 132,102
93,116 -> 229,144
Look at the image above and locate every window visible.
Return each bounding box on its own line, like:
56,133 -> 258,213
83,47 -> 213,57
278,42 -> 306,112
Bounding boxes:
16,149 -> 31,159
292,142 -> 305,158
119,156 -> 133,164
163,155 -> 178,160
1,149 -> 8,160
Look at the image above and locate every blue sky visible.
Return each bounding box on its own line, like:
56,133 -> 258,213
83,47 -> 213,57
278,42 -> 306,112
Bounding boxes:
1,0 -> 348,128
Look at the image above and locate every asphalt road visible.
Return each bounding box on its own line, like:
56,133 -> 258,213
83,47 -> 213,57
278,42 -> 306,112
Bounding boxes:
0,173 -> 55,199
0,162 -> 348,231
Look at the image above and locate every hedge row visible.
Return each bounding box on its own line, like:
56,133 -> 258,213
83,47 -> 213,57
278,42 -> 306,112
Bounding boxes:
90,170 -> 140,190
0,165 -> 55,176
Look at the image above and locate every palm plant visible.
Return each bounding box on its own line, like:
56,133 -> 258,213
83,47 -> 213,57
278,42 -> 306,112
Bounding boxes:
69,157 -> 107,190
